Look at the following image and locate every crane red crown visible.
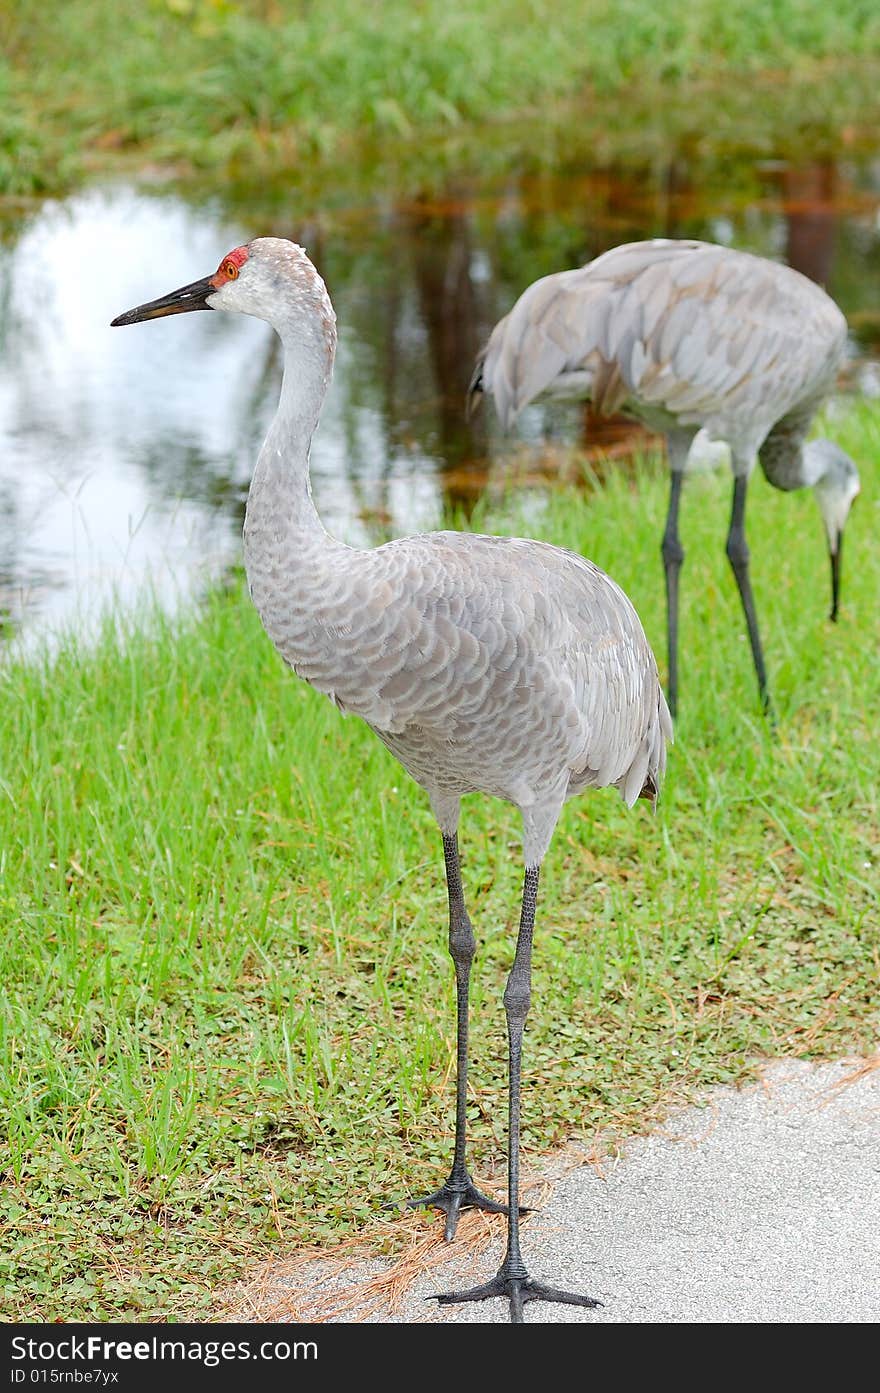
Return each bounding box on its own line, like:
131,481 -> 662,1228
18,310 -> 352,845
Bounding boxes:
210,244 -> 249,288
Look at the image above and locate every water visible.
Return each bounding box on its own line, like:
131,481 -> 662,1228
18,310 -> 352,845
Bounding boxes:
2,151 -> 880,644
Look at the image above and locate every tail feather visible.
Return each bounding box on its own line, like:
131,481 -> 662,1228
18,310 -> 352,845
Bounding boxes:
632,687 -> 673,809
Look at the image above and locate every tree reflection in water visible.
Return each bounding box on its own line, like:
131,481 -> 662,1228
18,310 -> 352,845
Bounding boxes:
0,151 -> 878,641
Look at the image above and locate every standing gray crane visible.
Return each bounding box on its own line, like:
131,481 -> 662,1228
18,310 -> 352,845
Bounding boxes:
112,238 -> 672,1323
469,238 -> 861,717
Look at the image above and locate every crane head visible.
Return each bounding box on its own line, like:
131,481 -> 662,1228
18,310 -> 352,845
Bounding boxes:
111,239 -> 336,356
807,439 -> 860,623
110,246 -> 250,326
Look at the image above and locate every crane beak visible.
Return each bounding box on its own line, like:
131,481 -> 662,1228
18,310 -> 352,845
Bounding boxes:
465,360 -> 484,420
111,276 -> 216,326
829,531 -> 843,623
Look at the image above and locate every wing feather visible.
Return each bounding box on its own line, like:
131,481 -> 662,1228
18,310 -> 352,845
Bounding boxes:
317,531 -> 670,815
476,240 -> 848,447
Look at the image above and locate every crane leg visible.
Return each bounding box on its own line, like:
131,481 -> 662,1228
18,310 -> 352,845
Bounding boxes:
661,467 -> 686,718
432,866 -> 601,1321
402,832 -> 509,1240
726,474 -> 772,717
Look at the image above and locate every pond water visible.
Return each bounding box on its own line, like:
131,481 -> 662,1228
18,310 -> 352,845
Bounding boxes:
2,150 -> 880,644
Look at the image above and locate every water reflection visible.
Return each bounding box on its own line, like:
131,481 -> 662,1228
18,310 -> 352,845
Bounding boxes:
1,151 -> 879,643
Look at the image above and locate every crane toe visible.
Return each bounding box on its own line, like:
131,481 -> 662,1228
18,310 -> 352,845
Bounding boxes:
432,1270 -> 602,1322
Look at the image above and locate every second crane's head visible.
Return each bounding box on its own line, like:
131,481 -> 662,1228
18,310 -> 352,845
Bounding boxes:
806,438 -> 860,623
111,238 -> 337,358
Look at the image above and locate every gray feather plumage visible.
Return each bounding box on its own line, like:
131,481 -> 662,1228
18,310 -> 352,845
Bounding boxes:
474,238 -> 847,463
471,236 -> 860,717
226,239 -> 671,867
246,522 -> 671,864
114,237 -> 675,1311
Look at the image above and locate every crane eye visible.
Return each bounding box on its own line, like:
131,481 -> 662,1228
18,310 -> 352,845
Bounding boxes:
224,260 -> 239,280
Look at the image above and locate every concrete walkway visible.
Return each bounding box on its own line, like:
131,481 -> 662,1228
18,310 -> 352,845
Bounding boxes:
223,1057 -> 879,1323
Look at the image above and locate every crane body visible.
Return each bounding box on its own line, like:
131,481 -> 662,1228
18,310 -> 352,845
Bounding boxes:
112,237 -> 671,1323
470,239 -> 861,715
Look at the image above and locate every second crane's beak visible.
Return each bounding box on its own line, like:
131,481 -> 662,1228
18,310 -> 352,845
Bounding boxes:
111,276 -> 216,326
829,531 -> 843,624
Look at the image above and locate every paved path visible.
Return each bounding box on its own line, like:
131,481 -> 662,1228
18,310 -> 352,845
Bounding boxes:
227,1057 -> 879,1323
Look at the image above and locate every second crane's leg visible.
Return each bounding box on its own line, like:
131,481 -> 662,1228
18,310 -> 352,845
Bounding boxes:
661,465 -> 686,719
434,866 -> 601,1322
726,473 -> 772,716
405,832 -> 507,1239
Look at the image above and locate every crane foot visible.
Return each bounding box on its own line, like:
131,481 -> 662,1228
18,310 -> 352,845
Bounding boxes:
432,1270 -> 602,1323
389,1172 -> 518,1241
407,1178 -> 511,1242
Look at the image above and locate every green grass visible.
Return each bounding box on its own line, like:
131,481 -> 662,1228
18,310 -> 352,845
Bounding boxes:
2,402 -> 879,1321
4,0 -> 880,196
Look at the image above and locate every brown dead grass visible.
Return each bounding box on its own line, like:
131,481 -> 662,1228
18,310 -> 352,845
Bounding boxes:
212,1153 -> 597,1323
210,1055 -> 879,1323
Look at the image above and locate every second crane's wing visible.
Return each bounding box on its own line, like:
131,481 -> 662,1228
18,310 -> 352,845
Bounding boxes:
474,240 -> 847,435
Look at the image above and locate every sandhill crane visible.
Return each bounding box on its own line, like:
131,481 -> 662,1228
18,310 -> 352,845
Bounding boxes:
469,239 -> 861,717
112,238 -> 672,1323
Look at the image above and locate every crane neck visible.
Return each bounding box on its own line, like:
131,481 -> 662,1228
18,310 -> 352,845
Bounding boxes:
242,323 -> 349,658
246,326 -> 337,547
757,399 -> 830,494
759,434 -> 821,492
